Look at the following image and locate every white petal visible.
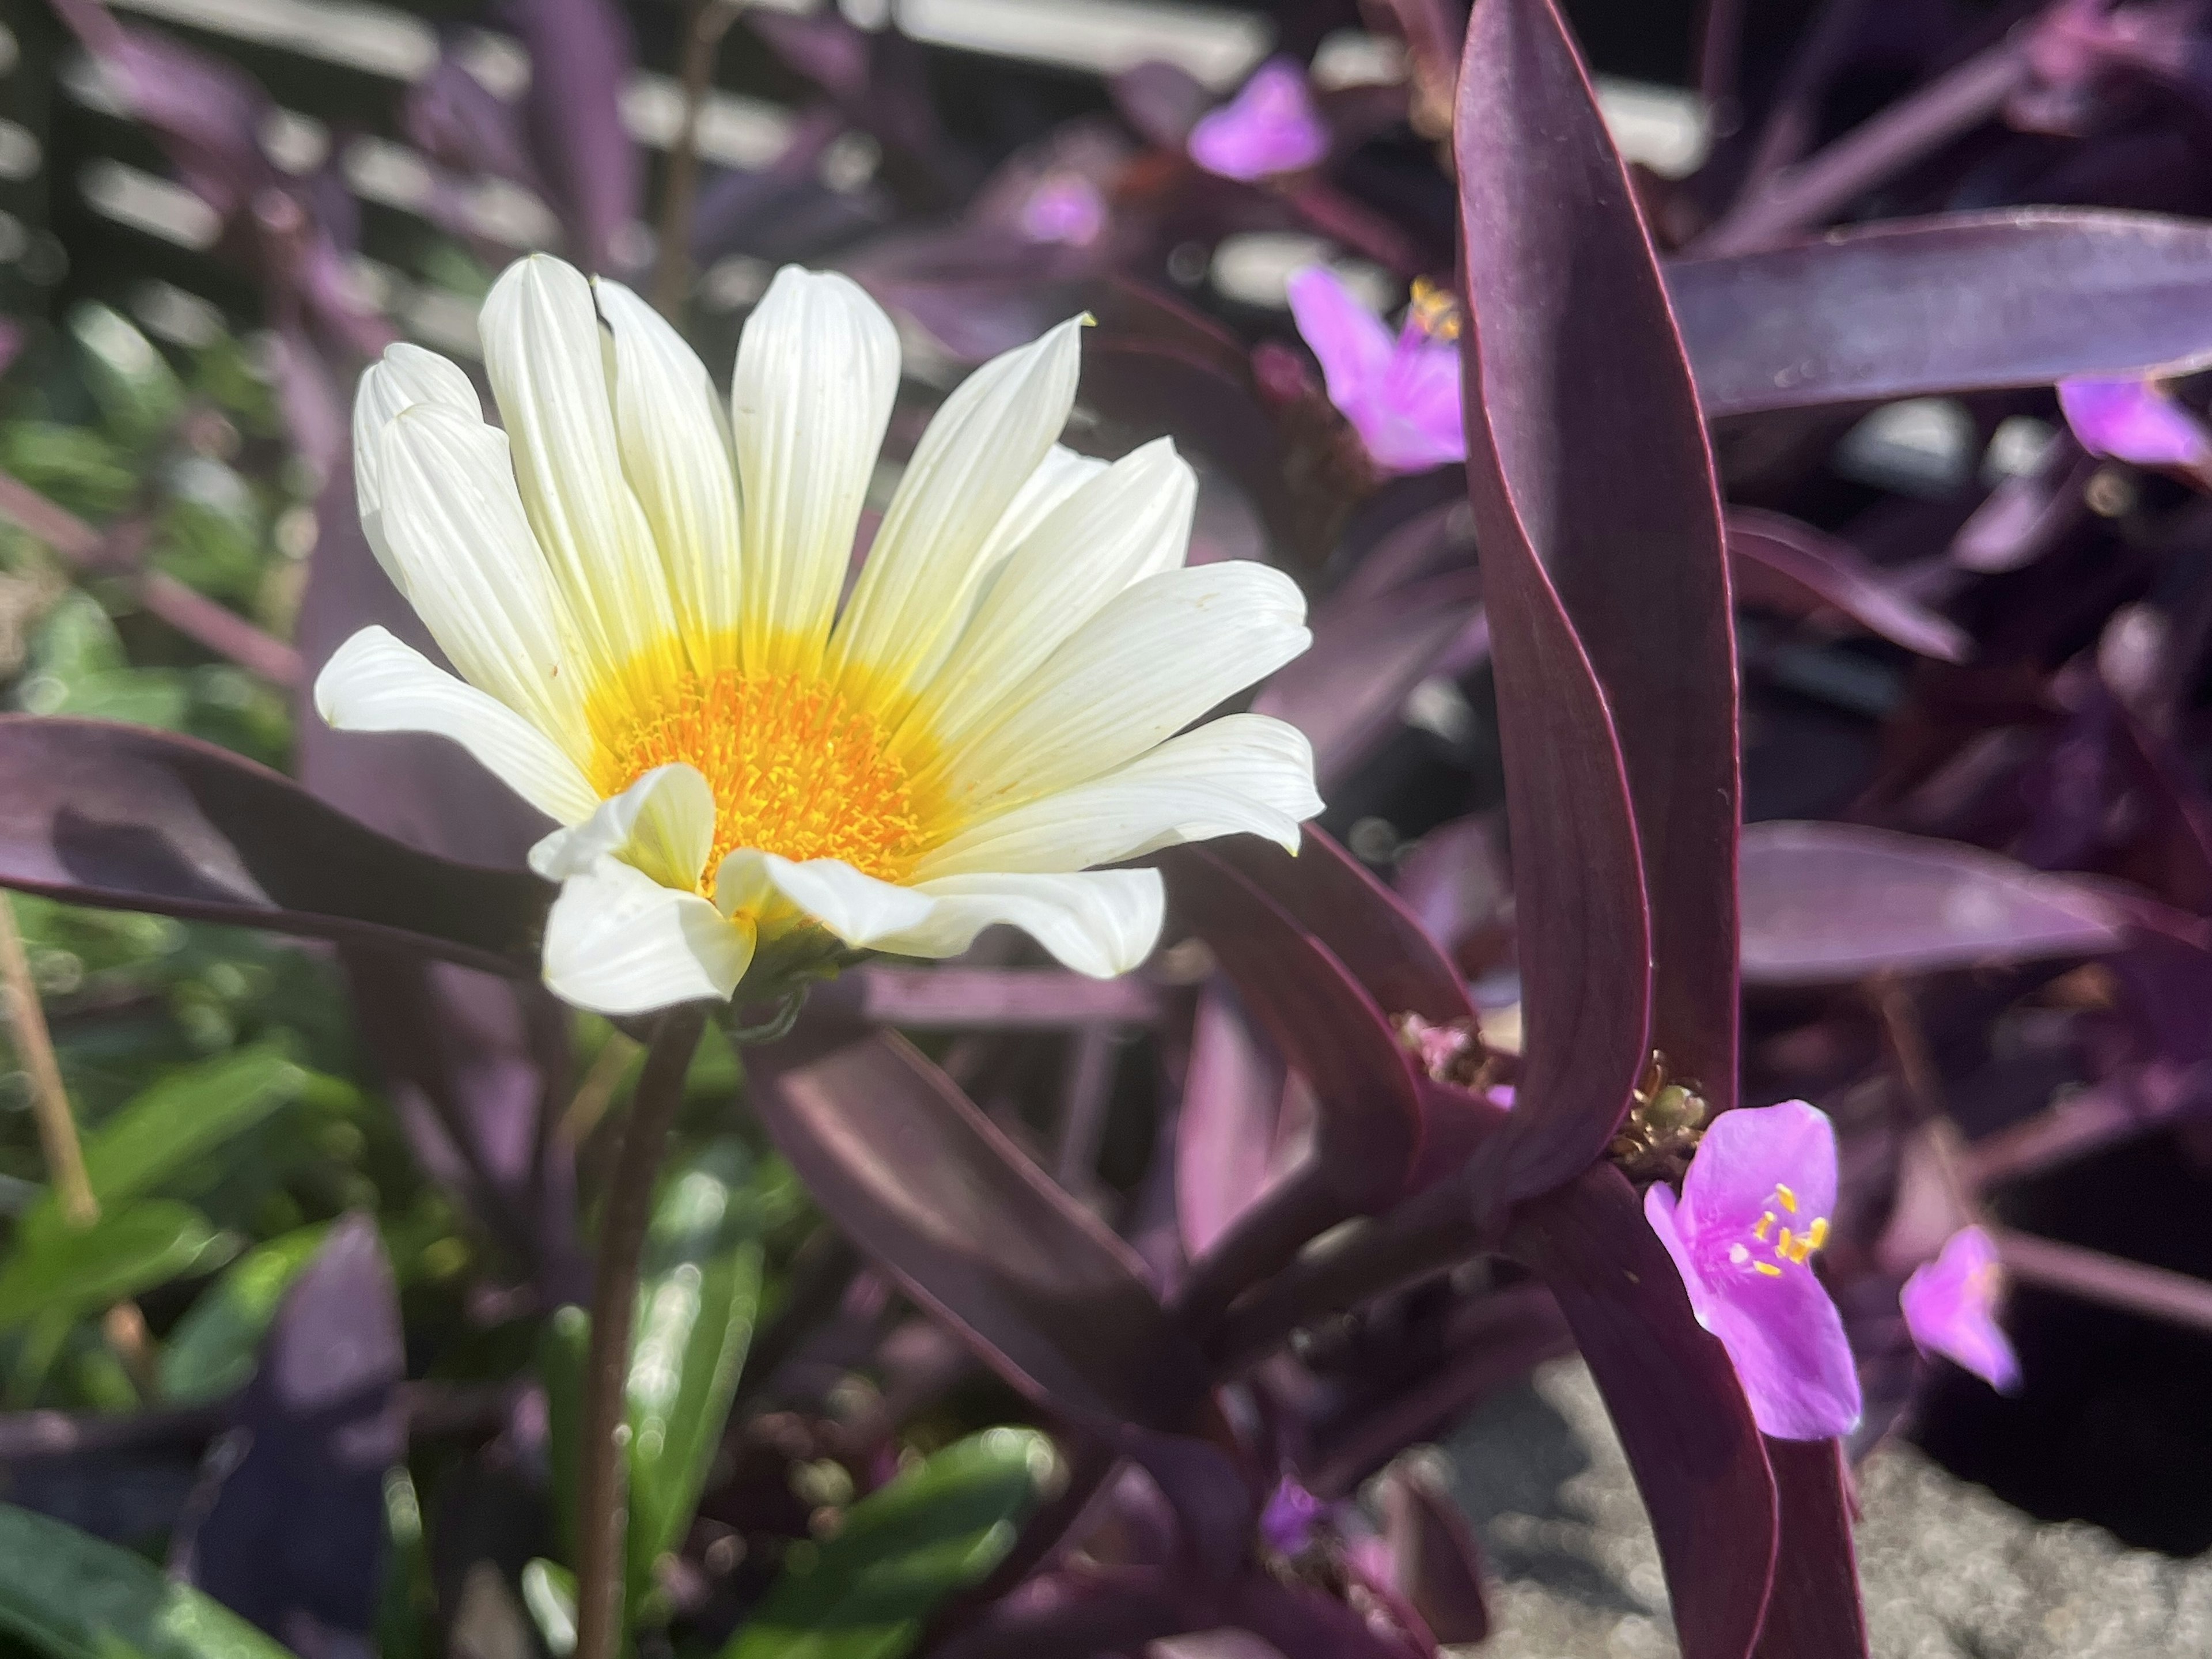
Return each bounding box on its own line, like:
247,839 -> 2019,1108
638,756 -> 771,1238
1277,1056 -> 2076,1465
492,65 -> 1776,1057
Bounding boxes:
315,627 -> 599,824
760,857 -> 1164,978
916,714 -> 1319,877
374,404 -> 589,752
916,437 -> 1196,743
594,278 -> 742,654
969,444 -> 1109,573
354,343 -> 480,588
830,316 -> 1086,703
541,857 -> 754,1016
480,255 -> 677,679
529,763 -> 714,892
920,561 -> 1310,820
731,267 -> 901,674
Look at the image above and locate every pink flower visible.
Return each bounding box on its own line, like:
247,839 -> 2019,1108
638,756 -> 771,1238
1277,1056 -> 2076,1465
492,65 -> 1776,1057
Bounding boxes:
1900,1225 -> 2022,1392
1019,175 -> 1107,247
2058,376 -> 2212,469
1645,1101 -> 1863,1441
1187,58 -> 1327,181
1285,267 -> 1466,475
1259,1475 -> 1330,1555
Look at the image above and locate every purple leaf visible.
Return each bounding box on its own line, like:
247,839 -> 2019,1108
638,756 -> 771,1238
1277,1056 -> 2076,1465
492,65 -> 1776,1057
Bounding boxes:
1453,0 -> 1664,1206
1751,1438 -> 1869,1659
745,1024 -> 1211,1432
1669,210 -> 2212,416
1380,1463 -> 1491,1645
0,715 -> 547,974
1738,821 -> 2126,984
1393,815 -> 1514,976
1253,573 -> 1483,793
815,964 -> 1162,1028
1508,1166 -> 1779,1659
1161,846 -> 1423,1215
1177,983 -> 1291,1260
498,0 -> 640,272
1727,509 -> 1971,663
1111,59 -> 1214,148
176,1216 -> 403,1656
1644,1103 -> 1861,1441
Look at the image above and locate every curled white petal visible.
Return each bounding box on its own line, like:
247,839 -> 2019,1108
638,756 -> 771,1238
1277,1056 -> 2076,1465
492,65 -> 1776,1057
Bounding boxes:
316,627 -> 598,825
918,714 -> 1319,878
354,343 -> 480,588
759,857 -> 1165,978
542,857 -> 755,1016
529,763 -> 715,892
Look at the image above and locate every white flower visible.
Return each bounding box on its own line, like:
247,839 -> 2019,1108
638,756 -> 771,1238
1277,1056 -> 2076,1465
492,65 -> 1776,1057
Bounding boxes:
317,254 -> 1319,1016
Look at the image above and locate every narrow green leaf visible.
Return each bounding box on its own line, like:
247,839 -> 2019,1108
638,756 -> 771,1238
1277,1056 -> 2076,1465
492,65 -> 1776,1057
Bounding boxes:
539,1303 -> 590,1566
158,1223 -> 331,1403
0,1202 -> 222,1331
0,1502 -> 298,1659
626,1141 -> 768,1616
720,1429 -> 1059,1659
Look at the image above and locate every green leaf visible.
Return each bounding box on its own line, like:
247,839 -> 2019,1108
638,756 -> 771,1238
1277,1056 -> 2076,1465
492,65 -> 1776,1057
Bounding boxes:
0,1202 -> 222,1331
0,1502 -> 298,1659
70,302 -> 184,446
720,1429 -> 1059,1659
519,1560 -> 576,1658
626,1142 -> 767,1617
539,1304 -> 590,1566
21,1046 -> 304,1240
158,1223 -> 331,1403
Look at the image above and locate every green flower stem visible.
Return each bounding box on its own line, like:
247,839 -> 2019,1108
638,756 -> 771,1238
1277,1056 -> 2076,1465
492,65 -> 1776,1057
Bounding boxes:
573,1003 -> 707,1659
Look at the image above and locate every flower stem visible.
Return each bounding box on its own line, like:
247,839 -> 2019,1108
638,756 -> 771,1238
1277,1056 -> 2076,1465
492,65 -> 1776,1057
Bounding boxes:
572,1004 -> 706,1659
651,0 -> 751,320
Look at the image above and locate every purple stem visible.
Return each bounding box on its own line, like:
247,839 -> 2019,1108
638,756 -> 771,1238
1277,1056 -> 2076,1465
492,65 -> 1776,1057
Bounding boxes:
1695,34 -> 2031,255
1995,1228 -> 2212,1335
1963,1062 -> 2212,1187
1732,0 -> 1873,200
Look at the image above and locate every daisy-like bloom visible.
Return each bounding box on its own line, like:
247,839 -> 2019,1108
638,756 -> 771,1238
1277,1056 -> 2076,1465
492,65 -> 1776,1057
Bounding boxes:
1900,1224 -> 2022,1393
1645,1100 -> 1862,1440
318,255 -> 1319,1016
1285,267 -> 1466,476
1187,58 -> 1328,182
2058,375 -> 2212,472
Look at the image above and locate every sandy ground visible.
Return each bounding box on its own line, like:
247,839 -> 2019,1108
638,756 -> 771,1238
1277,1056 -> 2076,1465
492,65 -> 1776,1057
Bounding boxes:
1440,1359 -> 2212,1657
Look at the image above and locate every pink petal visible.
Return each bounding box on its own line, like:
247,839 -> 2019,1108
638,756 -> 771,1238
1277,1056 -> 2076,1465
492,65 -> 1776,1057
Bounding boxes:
1286,265 -> 1393,411
2058,376 -> 2212,468
1020,175 -> 1107,246
1679,1100 -> 1838,1244
1366,334 -> 1467,472
1901,1225 -> 2022,1392
1187,58 -> 1328,181
1698,1259 -> 1863,1440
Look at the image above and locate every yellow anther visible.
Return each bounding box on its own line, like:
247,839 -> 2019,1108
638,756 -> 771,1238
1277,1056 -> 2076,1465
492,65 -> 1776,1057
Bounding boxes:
1777,1226 -> 1797,1256
1775,1184 -> 1799,1214
1787,1238 -> 1813,1264
1808,1218 -> 1829,1251
1753,1262 -> 1783,1278
1753,1212 -> 1775,1242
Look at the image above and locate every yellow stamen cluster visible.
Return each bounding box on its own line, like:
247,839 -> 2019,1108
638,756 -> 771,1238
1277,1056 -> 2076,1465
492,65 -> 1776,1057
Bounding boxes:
589,649 -> 933,895
1737,1187 -> 1831,1280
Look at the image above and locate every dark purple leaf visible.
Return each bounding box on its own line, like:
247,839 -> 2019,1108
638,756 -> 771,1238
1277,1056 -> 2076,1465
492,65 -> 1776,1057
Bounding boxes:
1218,1575 -> 1427,1659
1177,983 -> 1291,1260
403,52 -> 544,192
1738,821 -> 2126,984
1253,572 -> 1484,793
1393,815 -> 1514,978
1162,846 -> 1422,1215
1728,508 -> 1971,662
176,1216 -> 403,1657
0,715 -> 547,974
1672,210 -> 2212,416
1751,1438 -> 1868,1659
1111,59 -> 1214,148
936,1566 -> 1189,1659
499,0 -> 640,273
813,964 -> 1162,1029
1508,1166 -> 1778,1659
1452,0 -> 1661,1206
1381,1463 -> 1491,1646
745,1024 -> 1211,1432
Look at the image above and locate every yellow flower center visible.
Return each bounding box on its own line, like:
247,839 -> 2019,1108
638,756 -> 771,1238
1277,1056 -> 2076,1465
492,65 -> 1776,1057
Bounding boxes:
588,645 -> 934,895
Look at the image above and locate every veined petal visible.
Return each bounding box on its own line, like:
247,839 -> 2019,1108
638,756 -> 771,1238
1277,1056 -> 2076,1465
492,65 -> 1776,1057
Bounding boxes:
374,404 -> 589,752
354,342 -> 481,588
922,560 -> 1310,820
529,762 -> 714,892
595,278 -> 743,654
316,626 -> 599,824
969,444 -> 1110,573
915,437 -> 1196,743
762,857 -> 1164,978
916,714 -> 1317,878
1681,1101 -> 1838,1241
1286,266 -> 1391,411
732,267 -> 901,674
542,856 -> 755,1016
480,254 -> 677,679
1696,1255 -> 1863,1440
831,316 -> 1086,704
